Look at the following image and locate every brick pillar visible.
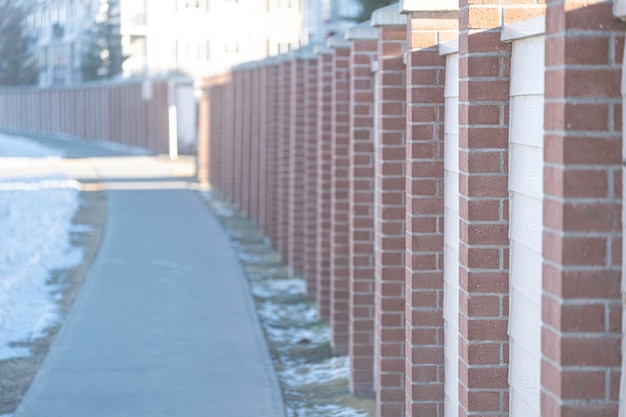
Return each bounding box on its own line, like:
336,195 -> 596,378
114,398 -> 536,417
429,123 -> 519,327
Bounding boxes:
266,61 -> 280,246
210,84 -> 221,189
288,55 -> 307,276
542,2 -> 624,416
329,35 -> 352,356
233,70 -> 244,208
304,52 -> 320,298
224,80 -> 236,203
317,50 -> 334,320
346,21 -> 378,398
199,83 -> 210,186
401,4 -> 458,416
458,2 -> 544,417
242,67 -> 252,218
248,62 -> 263,226
277,58 -> 293,259
258,63 -> 269,234
372,5 -> 408,417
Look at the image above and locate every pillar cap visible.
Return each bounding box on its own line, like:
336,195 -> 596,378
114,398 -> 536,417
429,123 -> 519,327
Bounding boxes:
400,0 -> 458,13
313,45 -> 333,55
291,44 -> 319,60
438,39 -> 458,56
501,15 -> 545,42
371,3 -> 407,27
345,20 -> 378,40
327,32 -> 351,49
615,0 -> 626,20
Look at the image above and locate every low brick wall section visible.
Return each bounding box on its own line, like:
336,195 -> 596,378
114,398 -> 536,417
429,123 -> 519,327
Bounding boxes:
0,79 -> 173,154
199,1 -> 626,416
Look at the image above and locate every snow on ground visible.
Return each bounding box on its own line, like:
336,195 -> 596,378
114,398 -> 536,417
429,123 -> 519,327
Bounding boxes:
0,134 -> 83,360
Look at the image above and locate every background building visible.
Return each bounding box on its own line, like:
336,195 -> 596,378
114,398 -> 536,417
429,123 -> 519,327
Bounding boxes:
32,0 -> 99,86
32,0 -> 361,86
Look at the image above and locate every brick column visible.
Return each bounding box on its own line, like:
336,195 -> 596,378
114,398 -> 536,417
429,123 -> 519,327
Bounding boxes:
254,65 -> 268,232
250,64 -> 262,227
198,83 -> 210,186
401,3 -> 458,416
304,52 -> 320,298
224,80 -> 236,203
288,54 -> 308,276
329,35 -> 352,356
372,5 -> 408,417
458,2 -> 544,417
208,84 -> 220,189
266,61 -> 280,246
277,57 -> 293,259
258,63 -> 269,234
317,50 -> 334,320
242,67 -> 253,219
542,2 -> 624,416
346,21 -> 378,398
233,69 -> 244,209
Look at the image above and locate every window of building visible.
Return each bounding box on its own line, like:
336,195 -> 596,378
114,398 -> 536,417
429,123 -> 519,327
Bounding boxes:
277,42 -> 291,54
224,42 -> 239,53
267,0 -> 295,9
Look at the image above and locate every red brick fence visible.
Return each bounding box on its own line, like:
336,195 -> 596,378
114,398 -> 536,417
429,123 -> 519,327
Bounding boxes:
199,1 -> 626,416
0,78 -> 194,155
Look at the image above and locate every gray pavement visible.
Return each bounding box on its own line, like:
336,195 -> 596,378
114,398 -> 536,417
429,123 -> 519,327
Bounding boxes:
13,137 -> 285,417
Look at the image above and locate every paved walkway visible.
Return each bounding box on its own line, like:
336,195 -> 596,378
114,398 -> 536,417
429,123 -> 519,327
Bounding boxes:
13,137 -> 285,417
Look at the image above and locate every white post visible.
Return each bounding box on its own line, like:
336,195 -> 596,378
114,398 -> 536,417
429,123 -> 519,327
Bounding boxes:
168,79 -> 178,161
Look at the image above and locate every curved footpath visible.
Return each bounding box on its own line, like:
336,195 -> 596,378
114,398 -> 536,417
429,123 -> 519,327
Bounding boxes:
12,136 -> 285,417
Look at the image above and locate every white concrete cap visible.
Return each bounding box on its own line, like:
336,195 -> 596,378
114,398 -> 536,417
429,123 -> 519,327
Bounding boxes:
327,33 -> 351,49
438,39 -> 458,56
346,20 -> 378,40
371,3 -> 407,27
501,15 -> 545,42
400,0 -> 458,13
615,0 -> 626,19
292,44 -> 319,59
313,45 -> 334,55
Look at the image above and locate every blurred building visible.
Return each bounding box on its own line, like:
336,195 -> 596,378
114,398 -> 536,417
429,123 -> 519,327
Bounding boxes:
31,0 -> 361,86
305,0 -> 361,43
30,0 -> 100,86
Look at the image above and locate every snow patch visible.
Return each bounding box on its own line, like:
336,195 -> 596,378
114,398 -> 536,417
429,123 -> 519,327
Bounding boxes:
0,136 -> 83,361
0,134 -> 64,158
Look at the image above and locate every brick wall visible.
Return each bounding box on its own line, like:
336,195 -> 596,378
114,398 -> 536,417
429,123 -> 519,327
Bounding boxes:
542,2 -> 624,416
329,38 -> 352,355
304,55 -> 320,298
346,21 -> 378,397
372,6 -> 408,416
288,57 -> 307,276
196,2 -> 626,416
0,80 -> 171,154
266,63 -> 280,245
403,6 -> 457,417
317,51 -> 334,320
277,59 -> 293,261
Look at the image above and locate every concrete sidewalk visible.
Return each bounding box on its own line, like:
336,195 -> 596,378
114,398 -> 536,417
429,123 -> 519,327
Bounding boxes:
13,139 -> 285,417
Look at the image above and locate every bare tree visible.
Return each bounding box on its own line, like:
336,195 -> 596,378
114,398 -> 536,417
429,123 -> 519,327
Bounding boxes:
0,0 -> 37,86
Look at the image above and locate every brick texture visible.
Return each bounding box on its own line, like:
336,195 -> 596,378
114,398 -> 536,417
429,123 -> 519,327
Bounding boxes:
288,57 -> 307,276
317,51 -> 334,320
374,22 -> 408,417
330,41 -> 352,355
542,2 -> 623,417
265,63 -> 279,245
304,56 -> 320,298
404,11 -> 457,417
347,27 -> 378,397
277,60 -> 292,261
